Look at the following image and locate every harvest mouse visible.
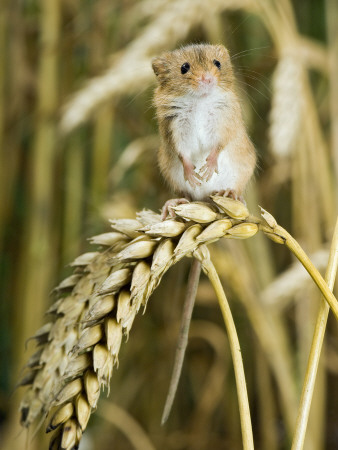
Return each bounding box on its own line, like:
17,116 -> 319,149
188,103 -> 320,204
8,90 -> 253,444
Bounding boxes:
152,43 -> 256,218
152,44 -> 257,424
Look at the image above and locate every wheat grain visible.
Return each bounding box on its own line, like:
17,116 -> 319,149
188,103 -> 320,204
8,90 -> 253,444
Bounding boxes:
47,403 -> 74,433
142,219 -> 187,237
173,202 -> 220,223
211,195 -> 250,219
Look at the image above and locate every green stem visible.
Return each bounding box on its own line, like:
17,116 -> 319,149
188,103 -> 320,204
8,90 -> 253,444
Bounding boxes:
201,256 -> 254,450
292,218 -> 338,449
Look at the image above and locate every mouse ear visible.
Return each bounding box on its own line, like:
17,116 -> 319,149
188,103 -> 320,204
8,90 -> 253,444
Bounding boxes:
151,57 -> 168,77
214,44 -> 229,58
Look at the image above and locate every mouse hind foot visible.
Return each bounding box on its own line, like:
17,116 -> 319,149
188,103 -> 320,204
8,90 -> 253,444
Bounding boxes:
211,189 -> 245,204
161,198 -> 190,220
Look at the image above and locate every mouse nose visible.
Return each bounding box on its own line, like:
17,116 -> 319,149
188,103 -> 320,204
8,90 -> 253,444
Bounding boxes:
200,72 -> 215,85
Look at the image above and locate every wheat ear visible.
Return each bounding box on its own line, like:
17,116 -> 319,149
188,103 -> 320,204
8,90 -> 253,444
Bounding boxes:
18,197 -> 338,449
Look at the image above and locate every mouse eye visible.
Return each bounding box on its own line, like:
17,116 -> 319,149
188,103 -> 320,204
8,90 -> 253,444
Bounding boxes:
181,62 -> 190,74
213,59 -> 221,69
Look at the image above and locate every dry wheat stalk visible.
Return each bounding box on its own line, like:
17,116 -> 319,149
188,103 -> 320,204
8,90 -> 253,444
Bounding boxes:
291,218 -> 338,450
18,197 -> 338,449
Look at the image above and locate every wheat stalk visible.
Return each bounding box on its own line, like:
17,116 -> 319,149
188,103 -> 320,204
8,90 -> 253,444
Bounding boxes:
18,198 -> 338,449
291,217 -> 338,450
198,248 -> 254,450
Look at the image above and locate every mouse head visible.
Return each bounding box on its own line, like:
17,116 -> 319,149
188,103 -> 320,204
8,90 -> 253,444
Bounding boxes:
152,44 -> 234,97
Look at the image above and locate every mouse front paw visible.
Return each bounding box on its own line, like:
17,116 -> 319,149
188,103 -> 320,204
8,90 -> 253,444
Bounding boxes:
182,158 -> 202,187
185,170 -> 202,188
199,149 -> 219,181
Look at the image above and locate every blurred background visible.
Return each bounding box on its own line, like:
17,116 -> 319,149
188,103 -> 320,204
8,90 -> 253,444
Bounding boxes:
0,0 -> 337,449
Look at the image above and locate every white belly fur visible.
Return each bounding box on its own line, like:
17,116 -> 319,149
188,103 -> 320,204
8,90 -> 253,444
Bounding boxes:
169,91 -> 243,200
